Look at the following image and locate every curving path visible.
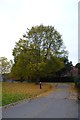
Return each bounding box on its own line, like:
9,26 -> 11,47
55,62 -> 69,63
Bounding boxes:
2,83 -> 79,118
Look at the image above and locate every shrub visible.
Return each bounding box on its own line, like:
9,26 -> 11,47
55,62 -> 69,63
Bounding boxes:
74,76 -> 80,88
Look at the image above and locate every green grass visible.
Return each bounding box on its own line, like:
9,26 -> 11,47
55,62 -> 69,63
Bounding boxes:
2,93 -> 31,106
2,82 -> 53,106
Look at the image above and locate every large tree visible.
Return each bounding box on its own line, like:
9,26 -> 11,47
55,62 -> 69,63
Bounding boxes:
11,25 -> 68,82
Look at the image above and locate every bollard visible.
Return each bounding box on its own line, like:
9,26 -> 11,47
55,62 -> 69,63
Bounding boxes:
40,82 -> 42,89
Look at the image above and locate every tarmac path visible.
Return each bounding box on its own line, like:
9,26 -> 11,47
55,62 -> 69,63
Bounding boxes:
2,83 -> 79,118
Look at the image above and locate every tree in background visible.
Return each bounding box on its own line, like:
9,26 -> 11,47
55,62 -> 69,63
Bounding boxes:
11,25 -> 68,82
0,57 -> 12,74
0,57 -> 13,81
56,57 -> 73,77
75,63 -> 80,75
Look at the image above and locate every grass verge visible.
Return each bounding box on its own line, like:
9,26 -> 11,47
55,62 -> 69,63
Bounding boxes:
2,82 -> 53,106
2,93 -> 31,106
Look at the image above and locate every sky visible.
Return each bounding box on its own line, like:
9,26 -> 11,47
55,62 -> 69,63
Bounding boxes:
0,0 -> 78,65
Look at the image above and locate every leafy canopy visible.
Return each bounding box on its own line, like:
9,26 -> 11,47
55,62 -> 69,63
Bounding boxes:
11,25 -> 68,81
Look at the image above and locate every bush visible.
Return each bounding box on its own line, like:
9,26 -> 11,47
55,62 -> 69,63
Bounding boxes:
40,76 -> 74,82
74,76 -> 80,88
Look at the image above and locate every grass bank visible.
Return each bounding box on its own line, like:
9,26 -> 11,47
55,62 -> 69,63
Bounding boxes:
2,82 -> 53,106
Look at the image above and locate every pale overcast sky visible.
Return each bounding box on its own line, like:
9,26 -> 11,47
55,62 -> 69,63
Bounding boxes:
0,0 -> 78,65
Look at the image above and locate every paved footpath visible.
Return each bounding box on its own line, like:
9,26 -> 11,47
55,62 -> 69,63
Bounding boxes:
2,83 -> 79,118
